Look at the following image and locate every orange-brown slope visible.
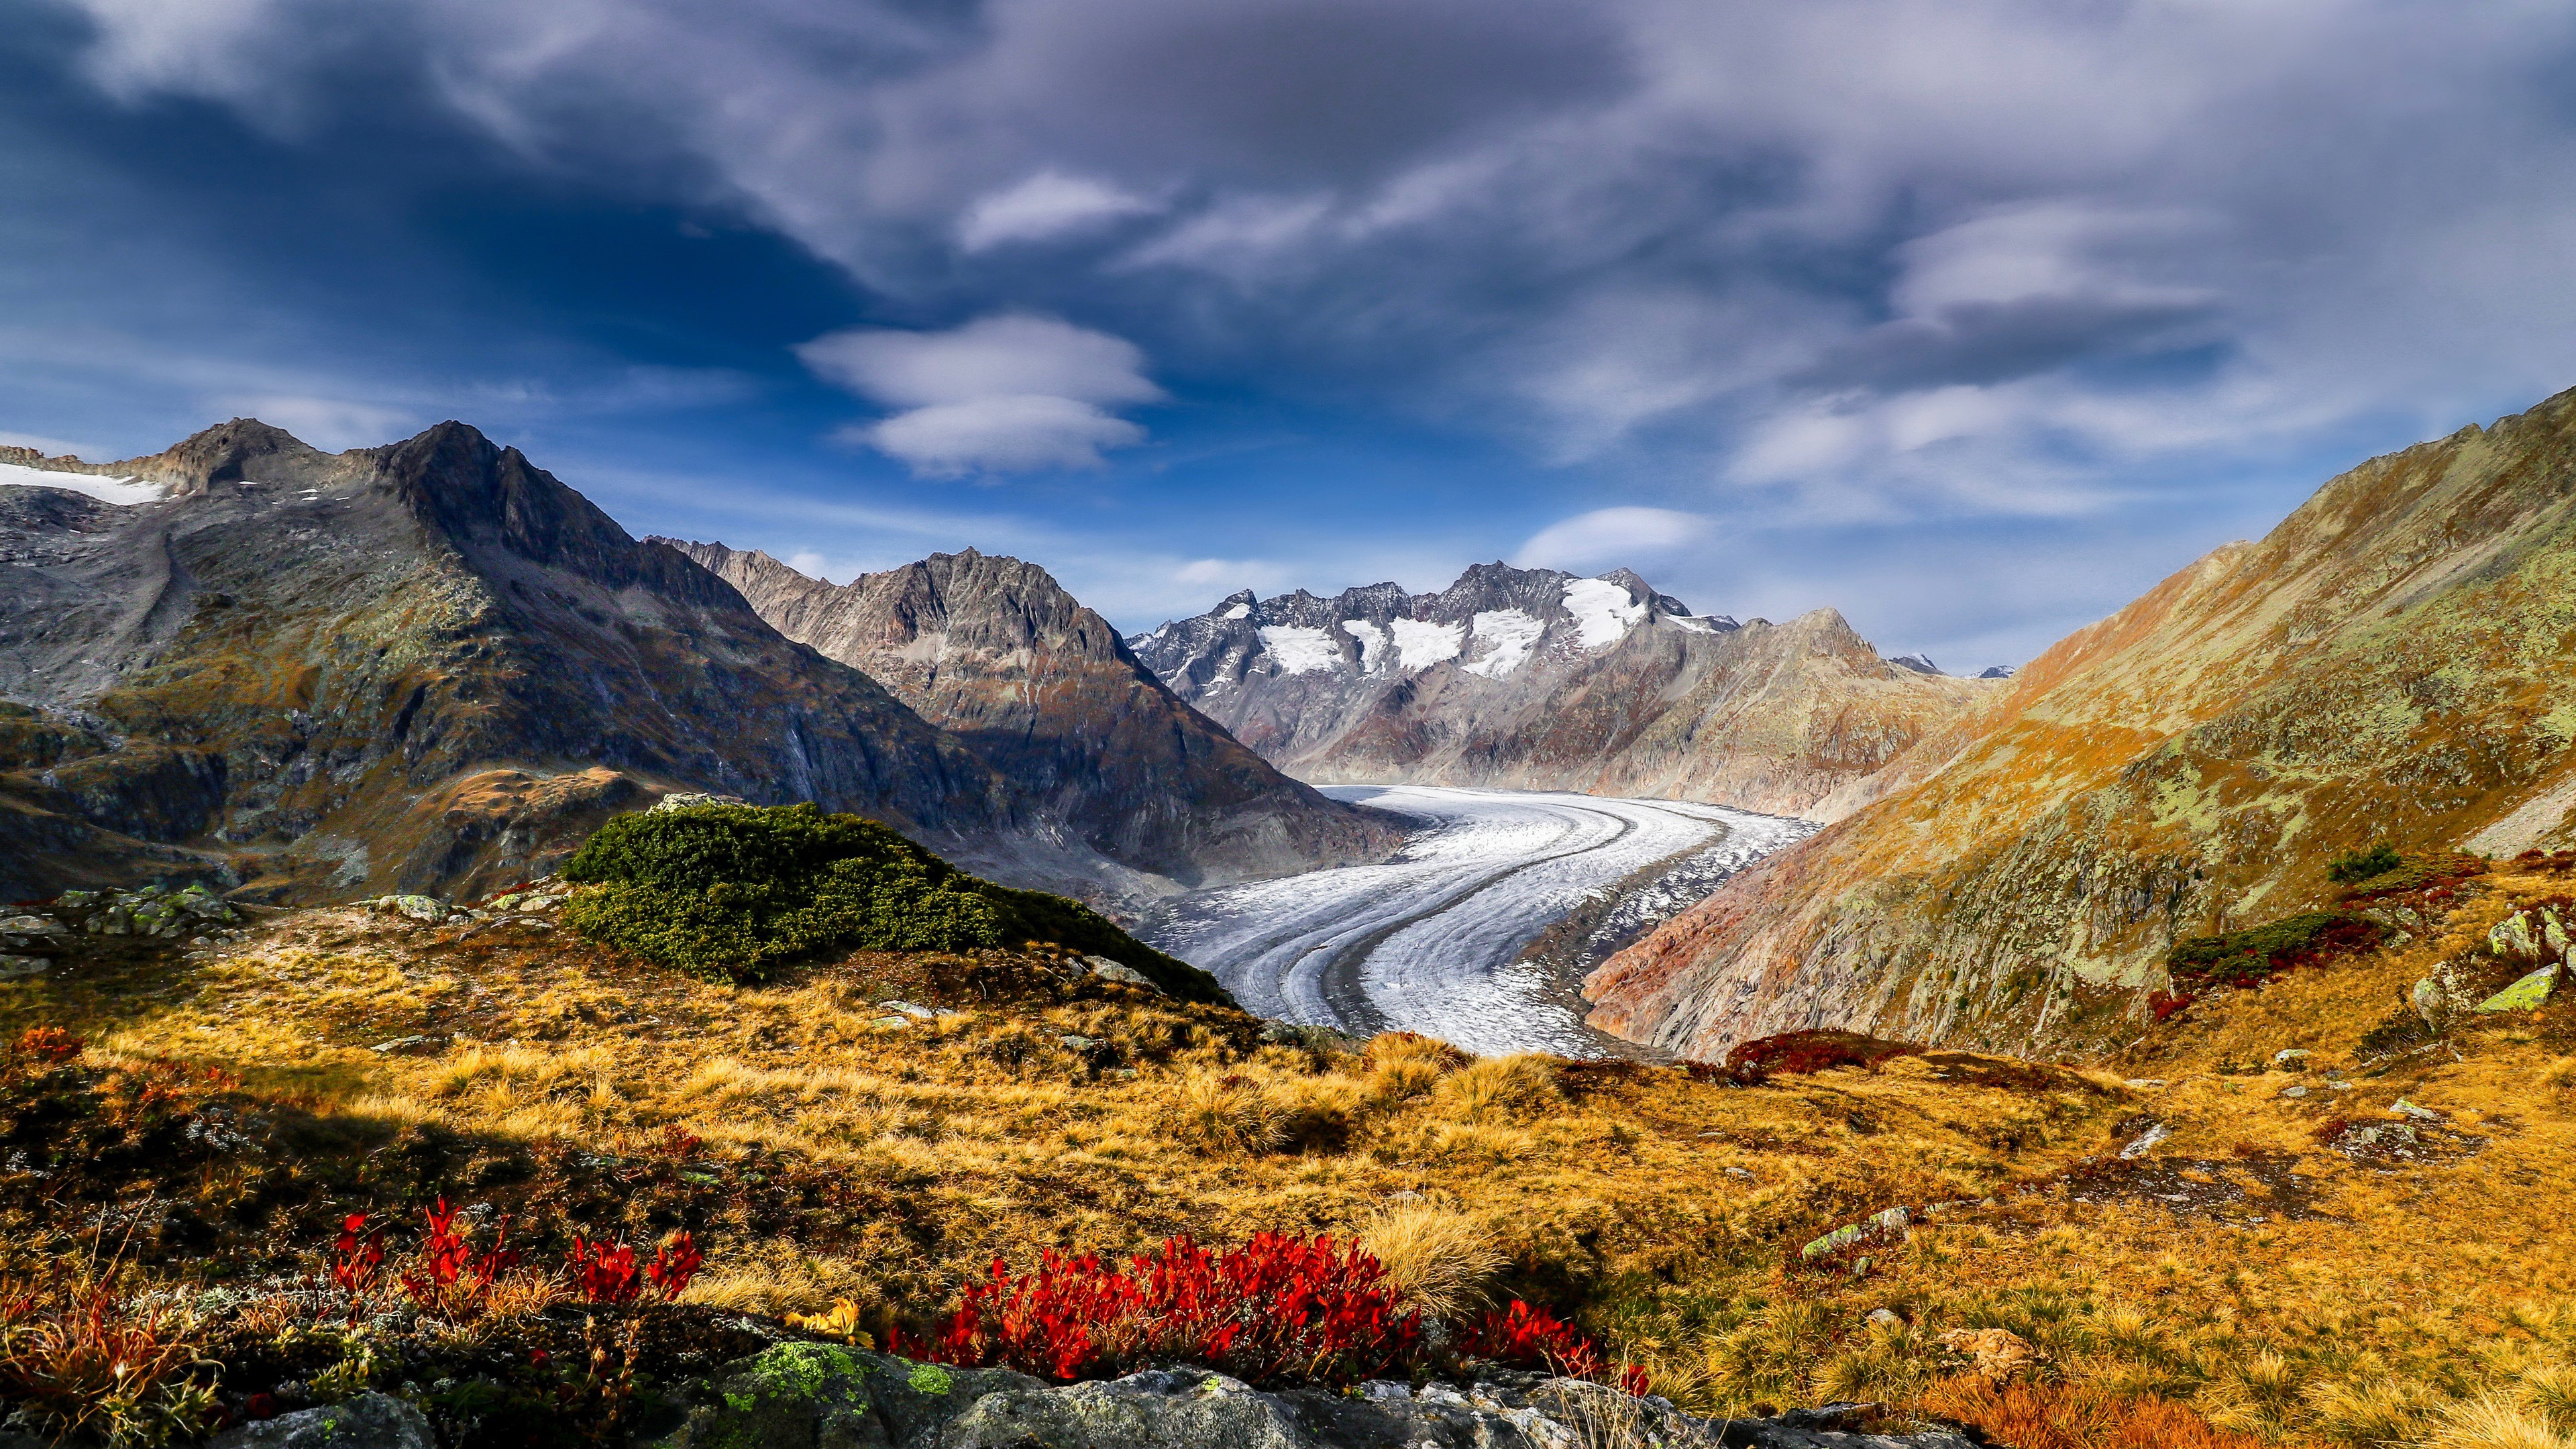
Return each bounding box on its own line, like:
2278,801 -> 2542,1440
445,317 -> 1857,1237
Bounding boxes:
1588,386 -> 2576,1060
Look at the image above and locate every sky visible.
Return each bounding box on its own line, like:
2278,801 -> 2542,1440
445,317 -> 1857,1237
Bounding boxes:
9,2 -> 2576,672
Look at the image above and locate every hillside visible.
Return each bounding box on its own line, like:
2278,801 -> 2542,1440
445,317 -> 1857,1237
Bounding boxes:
0,420 -> 1151,907
667,541 -> 1393,888
4,841 -> 2574,1447
1589,386 -> 2576,1059
1134,565 -> 1988,820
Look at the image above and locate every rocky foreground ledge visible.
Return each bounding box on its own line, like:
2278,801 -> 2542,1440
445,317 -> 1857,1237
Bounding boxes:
215,1346 -> 1974,1449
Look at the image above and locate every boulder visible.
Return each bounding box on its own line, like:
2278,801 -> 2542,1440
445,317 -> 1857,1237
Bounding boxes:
1085,956 -> 1163,992
2477,963 -> 2560,1013
654,792 -> 750,812
2490,912 -> 2542,959
654,1346 -> 1979,1449
211,1393 -> 434,1449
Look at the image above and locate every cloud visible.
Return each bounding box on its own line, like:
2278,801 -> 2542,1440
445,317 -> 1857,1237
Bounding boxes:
207,394 -> 417,450
797,313 -> 1163,475
958,172 -> 1159,251
1515,506 -> 1717,572
852,395 -> 1146,476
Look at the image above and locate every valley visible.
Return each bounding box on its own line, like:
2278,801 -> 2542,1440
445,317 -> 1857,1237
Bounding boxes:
1140,786 -> 1809,1056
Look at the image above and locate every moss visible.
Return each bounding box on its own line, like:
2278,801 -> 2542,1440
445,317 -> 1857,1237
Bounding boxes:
745,1341 -> 863,1402
906,1363 -> 953,1396
2327,843 -> 2402,885
558,803 -> 1226,1001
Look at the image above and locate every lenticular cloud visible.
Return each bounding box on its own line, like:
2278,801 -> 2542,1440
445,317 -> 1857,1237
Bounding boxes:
796,313 -> 1165,476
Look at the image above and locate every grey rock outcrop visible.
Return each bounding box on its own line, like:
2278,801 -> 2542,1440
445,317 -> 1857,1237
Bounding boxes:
667,542 -> 1396,892
211,1392 -> 433,1449
657,1346 -> 1976,1449
1132,565 -> 1990,820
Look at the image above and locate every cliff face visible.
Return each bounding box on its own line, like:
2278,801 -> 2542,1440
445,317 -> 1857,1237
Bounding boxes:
666,541 -> 1398,887
1133,564 -> 1987,820
1586,386 -> 2576,1060
0,421 -> 1040,903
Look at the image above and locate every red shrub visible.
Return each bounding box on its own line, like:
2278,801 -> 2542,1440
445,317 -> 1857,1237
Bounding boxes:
2147,990 -> 2196,1023
903,1232 -> 1421,1388
645,1234 -> 701,1299
568,1238 -> 643,1305
1460,1299 -> 1649,1393
331,1214 -> 386,1299
397,1199 -> 521,1311
11,1027 -> 83,1067
1713,1030 -> 1921,1086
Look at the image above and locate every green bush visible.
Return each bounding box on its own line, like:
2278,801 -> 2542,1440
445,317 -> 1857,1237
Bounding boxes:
2166,910 -> 2388,989
2326,842 -> 2402,885
558,803 -> 1228,1001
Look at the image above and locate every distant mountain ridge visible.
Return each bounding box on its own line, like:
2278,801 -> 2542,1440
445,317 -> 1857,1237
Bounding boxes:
0,419 -> 1378,907
666,540 -> 1395,889
1586,384 -> 2576,1060
1134,563 -> 1991,819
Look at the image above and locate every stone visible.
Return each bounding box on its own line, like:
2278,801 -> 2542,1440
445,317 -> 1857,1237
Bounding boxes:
380,895 -> 443,922
370,1035 -> 437,1055
2118,1122 -> 2171,1160
211,1392 -> 434,1449
2389,1099 -> 2442,1121
1085,957 -> 1162,991
880,1001 -> 938,1020
653,792 -> 750,812
655,1347 -> 1980,1449
2546,908 -> 2570,958
2476,963 -> 2559,1013
0,955 -> 49,979
2279,1085 -> 2309,1099
2272,1049 -> 2310,1069
1866,1308 -> 1903,1328
871,1016 -> 914,1030
0,916 -> 64,935
2491,912 -> 2541,959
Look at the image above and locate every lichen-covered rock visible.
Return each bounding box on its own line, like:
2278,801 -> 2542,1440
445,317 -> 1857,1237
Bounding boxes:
2477,964 -> 2559,1012
211,1392 -> 433,1449
657,1350 -> 1977,1449
2491,912 -> 2542,960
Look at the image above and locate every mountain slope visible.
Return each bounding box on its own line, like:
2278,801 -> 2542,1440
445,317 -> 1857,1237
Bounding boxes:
1134,564 -> 1986,818
665,541 -> 1396,886
1586,385 -> 2576,1059
0,420 -> 1045,903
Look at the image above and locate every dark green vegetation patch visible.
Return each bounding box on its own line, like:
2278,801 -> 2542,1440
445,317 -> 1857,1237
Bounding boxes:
559,804 -> 1226,1001
2325,842 -> 2401,885
2167,911 -> 2390,989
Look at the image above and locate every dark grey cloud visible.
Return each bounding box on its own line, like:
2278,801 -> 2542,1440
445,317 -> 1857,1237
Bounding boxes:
1788,293 -> 2222,394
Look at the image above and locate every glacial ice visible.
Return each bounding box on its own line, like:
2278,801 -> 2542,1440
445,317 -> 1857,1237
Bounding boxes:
0,460 -> 163,506
1561,577 -> 1647,649
1258,625 -> 1344,675
1462,608 -> 1544,678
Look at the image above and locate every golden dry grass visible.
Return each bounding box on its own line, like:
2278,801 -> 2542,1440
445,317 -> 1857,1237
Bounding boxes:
10,869 -> 2576,1445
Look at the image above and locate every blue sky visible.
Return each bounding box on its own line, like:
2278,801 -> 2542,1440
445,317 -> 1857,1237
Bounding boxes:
10,1 -> 2576,672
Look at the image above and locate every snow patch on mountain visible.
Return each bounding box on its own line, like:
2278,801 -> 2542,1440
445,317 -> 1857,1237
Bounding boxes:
1259,625 -> 1342,675
1561,576 -> 1648,649
1342,619 -> 1390,672
1221,601 -> 1251,620
0,461 -> 165,506
1389,617 -> 1465,670
1464,608 -> 1544,678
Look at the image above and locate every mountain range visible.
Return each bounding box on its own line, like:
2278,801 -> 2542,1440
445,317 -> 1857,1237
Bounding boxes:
1586,384 -> 2576,1059
0,421 -> 1385,906
1132,565 -> 1994,819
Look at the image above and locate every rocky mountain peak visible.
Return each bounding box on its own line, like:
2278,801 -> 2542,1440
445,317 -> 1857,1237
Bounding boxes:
1890,653 -> 1942,675
148,418 -> 337,492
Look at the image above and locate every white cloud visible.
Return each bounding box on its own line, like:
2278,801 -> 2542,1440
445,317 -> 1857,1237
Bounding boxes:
1515,506 -> 1717,570
798,313 -> 1162,476
958,172 -> 1159,251
208,394 -> 416,450
0,429 -> 109,459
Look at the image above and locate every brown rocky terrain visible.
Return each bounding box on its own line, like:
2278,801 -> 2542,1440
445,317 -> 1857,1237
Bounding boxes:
1587,385 -> 2576,1060
0,419 -> 1211,906
665,541 -> 1395,888
1134,565 -> 1987,820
